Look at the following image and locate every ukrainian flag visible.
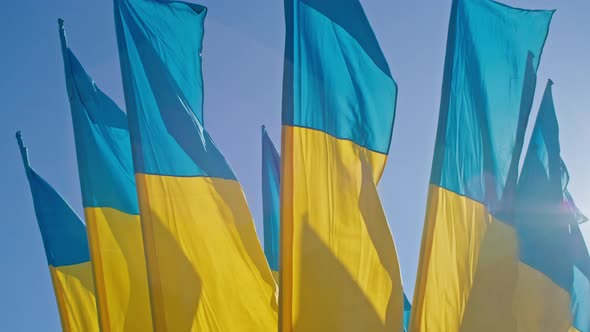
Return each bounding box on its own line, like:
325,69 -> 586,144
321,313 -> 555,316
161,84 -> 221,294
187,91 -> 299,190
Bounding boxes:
17,132 -> 99,332
410,0 -> 553,331
280,0 -> 403,330
262,126 -> 280,281
403,293 -> 411,332
571,224 -> 590,332
58,20 -> 152,331
514,80 -> 589,331
115,0 -> 278,330
565,191 -> 590,332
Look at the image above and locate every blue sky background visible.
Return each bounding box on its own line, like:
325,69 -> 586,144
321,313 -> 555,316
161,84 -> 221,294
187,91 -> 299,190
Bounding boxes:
1,0 -> 589,330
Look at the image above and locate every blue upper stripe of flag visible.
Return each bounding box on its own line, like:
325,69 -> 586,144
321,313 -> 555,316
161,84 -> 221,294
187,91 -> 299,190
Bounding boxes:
17,132 -> 90,267
282,0 -> 397,154
59,20 -> 139,215
430,0 -> 553,207
261,126 -> 280,271
115,0 -> 237,180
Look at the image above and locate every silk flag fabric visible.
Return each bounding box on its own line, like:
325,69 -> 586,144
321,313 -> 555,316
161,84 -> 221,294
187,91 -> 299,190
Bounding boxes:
262,126 -> 280,280
114,0 -> 278,330
410,0 -> 553,331
58,20 -> 153,331
514,80 -> 589,331
280,0 -> 402,330
16,132 -> 99,332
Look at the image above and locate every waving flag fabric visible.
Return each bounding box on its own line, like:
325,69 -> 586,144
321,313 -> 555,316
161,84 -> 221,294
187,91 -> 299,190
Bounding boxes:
262,126 -> 280,281
410,0 -> 553,331
280,0 -> 403,330
514,80 -> 589,331
17,132 -> 99,332
58,20 -> 152,331
114,0 -> 278,330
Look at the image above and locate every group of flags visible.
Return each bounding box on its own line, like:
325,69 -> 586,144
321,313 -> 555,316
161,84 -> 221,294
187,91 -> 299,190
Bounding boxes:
409,1 -> 589,331
15,0 -> 589,331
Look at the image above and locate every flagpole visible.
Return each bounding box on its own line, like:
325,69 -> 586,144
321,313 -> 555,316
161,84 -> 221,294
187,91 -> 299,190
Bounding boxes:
16,131 -> 30,170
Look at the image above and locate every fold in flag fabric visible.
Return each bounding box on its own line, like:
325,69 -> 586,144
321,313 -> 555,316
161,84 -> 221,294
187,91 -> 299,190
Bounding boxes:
514,80 -> 589,332
410,0 -> 553,331
115,0 -> 278,330
262,126 -> 280,281
280,0 -> 403,330
58,20 -> 152,331
16,132 -> 99,332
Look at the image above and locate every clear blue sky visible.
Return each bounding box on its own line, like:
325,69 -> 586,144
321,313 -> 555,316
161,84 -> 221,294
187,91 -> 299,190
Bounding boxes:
1,0 -> 589,330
